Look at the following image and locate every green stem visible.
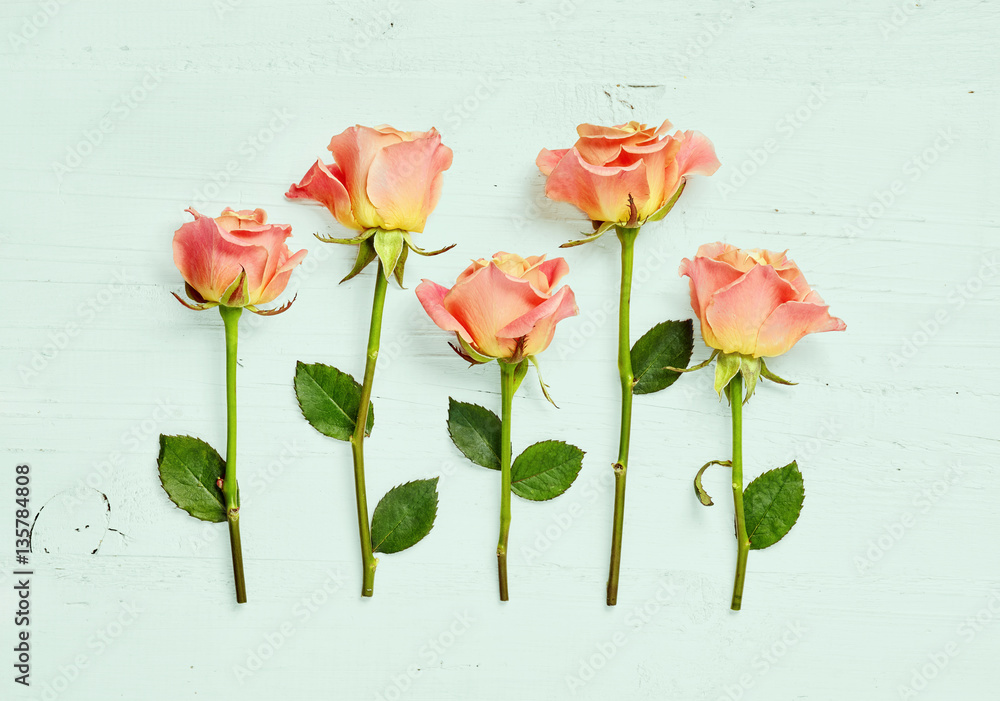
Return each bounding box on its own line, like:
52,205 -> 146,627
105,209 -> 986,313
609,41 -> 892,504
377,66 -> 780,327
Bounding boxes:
730,374 -> 749,611
607,225 -> 638,607
497,360 -> 516,602
350,262 -> 389,597
219,305 -> 247,605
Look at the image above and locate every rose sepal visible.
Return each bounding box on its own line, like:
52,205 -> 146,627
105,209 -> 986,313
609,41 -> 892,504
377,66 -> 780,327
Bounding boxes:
559,220 -> 615,249
315,227 -> 378,245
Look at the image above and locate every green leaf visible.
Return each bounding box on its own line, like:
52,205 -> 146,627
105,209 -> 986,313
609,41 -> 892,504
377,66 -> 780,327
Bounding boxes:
294,361 -> 374,441
744,462 -> 805,550
370,478 -> 439,554
157,435 -> 226,522
447,398 -> 501,470
630,319 -> 694,394
510,440 -> 584,501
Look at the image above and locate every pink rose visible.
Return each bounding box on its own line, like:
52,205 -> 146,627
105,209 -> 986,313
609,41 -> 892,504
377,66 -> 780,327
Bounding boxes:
172,207 -> 307,313
416,253 -> 579,361
537,120 -> 720,224
679,243 -> 846,358
286,124 -> 453,233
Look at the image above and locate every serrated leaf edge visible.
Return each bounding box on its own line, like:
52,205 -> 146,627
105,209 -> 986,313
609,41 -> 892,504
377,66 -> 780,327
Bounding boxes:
511,440 -> 585,501
446,398 -> 501,470
294,360 -> 373,439
371,478 -> 440,554
745,461 -> 804,550
631,319 -> 694,395
156,434 -> 226,523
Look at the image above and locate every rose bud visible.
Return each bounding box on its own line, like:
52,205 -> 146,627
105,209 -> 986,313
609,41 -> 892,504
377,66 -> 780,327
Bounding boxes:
172,207 -> 307,314
286,125 -> 453,234
679,243 -> 846,397
537,120 -> 720,226
416,252 -> 579,364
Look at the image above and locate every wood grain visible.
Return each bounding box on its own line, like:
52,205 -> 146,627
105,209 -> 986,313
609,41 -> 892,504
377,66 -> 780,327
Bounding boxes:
1,0 -> 998,698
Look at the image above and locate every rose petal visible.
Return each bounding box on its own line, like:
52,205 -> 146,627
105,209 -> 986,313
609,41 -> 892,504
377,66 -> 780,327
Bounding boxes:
675,130 -> 721,178
173,213 -> 265,303
574,119 -> 673,165
327,125 -> 402,229
443,263 -> 546,358
366,129 -> 453,232
216,208 -> 268,232
455,257 -> 489,284
755,301 -> 847,357
415,279 -> 474,345
544,148 -> 650,223
531,256 -> 570,293
286,160 -> 361,231
501,285 -> 578,356
536,148 -> 569,176
704,265 -> 799,355
695,241 -> 738,260
220,222 -> 294,297
613,137 -> 681,217
679,254 -> 746,350
256,247 -> 308,305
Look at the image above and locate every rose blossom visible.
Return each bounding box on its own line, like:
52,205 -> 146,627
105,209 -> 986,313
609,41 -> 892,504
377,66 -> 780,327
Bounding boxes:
416,252 -> 579,361
536,120 -> 720,224
679,243 -> 845,358
172,207 -> 306,312
286,124 -> 453,233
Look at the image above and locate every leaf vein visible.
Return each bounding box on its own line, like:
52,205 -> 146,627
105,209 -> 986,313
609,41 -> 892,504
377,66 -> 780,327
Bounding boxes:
302,367 -> 354,426
747,468 -> 794,543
